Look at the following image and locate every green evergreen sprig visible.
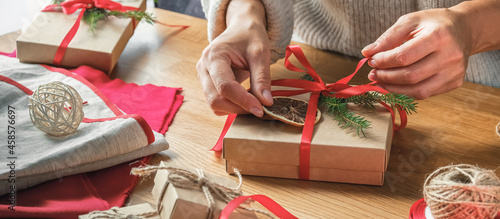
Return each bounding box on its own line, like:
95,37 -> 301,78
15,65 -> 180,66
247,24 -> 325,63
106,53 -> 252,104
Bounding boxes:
52,0 -> 65,4
319,95 -> 372,137
300,74 -> 418,137
52,0 -> 155,33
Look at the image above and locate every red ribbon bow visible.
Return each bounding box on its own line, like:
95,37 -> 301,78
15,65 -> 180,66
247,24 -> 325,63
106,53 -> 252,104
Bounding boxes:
59,0 -> 137,14
41,0 -> 140,66
213,45 -> 408,180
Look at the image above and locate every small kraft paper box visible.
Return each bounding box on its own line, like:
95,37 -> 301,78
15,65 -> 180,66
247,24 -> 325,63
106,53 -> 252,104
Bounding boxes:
16,0 -> 146,73
223,91 -> 393,186
152,162 -> 256,219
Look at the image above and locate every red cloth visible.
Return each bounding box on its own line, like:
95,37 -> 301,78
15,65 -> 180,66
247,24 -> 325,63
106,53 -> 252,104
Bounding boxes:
0,57 -> 182,218
71,65 -> 183,134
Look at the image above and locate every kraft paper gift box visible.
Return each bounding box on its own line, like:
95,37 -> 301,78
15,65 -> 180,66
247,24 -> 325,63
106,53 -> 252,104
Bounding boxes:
152,162 -> 256,219
16,0 -> 146,73
223,93 -> 394,186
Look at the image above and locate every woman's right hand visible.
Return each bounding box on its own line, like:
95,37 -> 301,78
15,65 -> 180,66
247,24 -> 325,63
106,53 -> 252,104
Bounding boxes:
196,0 -> 273,117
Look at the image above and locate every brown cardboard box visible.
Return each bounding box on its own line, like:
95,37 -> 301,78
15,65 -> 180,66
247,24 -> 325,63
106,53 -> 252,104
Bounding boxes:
16,0 -> 146,73
79,203 -> 160,219
152,162 -> 256,219
223,95 -> 393,186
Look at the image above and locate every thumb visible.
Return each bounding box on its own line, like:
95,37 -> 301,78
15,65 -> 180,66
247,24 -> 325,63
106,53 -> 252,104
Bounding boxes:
248,49 -> 273,106
362,15 -> 415,58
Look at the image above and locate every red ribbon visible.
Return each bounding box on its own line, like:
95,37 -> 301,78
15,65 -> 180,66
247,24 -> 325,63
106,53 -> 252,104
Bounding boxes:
0,50 -> 17,58
154,20 -> 190,29
213,45 -> 409,218
220,195 -> 298,219
409,198 -> 427,219
212,45 -> 408,179
41,0 -> 140,66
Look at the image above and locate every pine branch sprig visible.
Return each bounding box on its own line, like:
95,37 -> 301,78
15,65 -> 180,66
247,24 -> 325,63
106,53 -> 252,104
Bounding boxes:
51,0 -> 65,5
83,9 -> 155,33
337,111 -> 371,137
108,10 -> 155,25
53,0 -> 155,33
83,8 -> 107,33
319,95 -> 371,137
299,73 -> 418,137
345,93 -> 377,109
370,92 -> 418,115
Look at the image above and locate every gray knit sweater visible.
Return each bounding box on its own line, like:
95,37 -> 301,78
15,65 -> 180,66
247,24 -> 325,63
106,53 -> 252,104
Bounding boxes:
201,0 -> 500,88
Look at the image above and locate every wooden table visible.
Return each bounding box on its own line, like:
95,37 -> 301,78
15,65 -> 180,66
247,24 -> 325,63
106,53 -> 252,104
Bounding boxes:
1,8 -> 500,218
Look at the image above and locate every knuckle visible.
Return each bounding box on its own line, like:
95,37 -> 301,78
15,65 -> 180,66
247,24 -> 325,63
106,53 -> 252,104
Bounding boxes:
238,97 -> 252,109
395,14 -> 411,26
207,95 -> 223,111
377,33 -> 390,45
203,44 -> 230,62
216,81 -> 235,96
201,45 -> 213,59
449,50 -> 465,64
394,49 -> 411,66
252,73 -> 271,87
413,89 -> 432,100
403,69 -> 421,84
248,45 -> 270,59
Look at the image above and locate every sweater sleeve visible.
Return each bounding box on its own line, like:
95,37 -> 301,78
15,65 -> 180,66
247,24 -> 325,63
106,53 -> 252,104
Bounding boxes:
201,0 -> 294,63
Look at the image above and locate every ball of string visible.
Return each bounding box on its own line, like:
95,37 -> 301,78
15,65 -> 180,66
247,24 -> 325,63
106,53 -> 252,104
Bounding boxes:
29,81 -> 84,136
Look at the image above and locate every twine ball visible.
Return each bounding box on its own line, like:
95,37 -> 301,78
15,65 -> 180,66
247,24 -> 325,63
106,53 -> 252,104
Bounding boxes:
28,81 -> 84,136
423,164 -> 500,219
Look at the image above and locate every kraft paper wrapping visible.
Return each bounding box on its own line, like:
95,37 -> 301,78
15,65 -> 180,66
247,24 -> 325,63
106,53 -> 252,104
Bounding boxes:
223,88 -> 393,186
16,0 -> 146,73
152,162 -> 256,219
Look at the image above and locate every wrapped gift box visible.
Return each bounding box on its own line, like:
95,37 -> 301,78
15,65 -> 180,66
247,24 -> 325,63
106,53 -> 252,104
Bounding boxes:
152,162 -> 256,219
16,0 -> 146,73
223,93 -> 393,186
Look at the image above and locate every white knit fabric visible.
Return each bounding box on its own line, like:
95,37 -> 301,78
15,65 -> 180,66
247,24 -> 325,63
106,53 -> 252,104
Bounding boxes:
201,0 -> 294,62
0,56 -> 169,195
202,0 -> 500,88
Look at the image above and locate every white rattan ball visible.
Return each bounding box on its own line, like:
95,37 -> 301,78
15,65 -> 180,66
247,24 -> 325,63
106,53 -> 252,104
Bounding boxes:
29,81 -> 84,136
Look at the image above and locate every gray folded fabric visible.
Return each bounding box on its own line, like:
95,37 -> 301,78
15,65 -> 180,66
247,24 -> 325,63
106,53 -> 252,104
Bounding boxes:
0,56 -> 169,195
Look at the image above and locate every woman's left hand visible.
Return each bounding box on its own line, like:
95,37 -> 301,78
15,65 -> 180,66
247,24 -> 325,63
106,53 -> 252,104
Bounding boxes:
362,8 -> 470,99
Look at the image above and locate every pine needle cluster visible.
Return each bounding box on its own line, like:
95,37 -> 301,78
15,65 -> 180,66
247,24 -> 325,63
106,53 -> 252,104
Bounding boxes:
52,0 -> 155,33
300,74 -> 418,137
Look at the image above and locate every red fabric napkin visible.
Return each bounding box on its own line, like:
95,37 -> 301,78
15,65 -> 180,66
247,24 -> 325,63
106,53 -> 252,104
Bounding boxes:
71,65 -> 183,134
0,54 -> 183,218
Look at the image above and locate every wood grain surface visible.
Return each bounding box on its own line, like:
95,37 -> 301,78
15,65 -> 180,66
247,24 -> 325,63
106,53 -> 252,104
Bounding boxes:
1,8 -> 499,218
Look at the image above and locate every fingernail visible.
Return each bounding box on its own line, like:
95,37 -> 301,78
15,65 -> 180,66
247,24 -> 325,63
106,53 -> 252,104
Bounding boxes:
362,42 -> 378,52
262,89 -> 273,105
369,59 -> 377,68
368,70 -> 377,81
249,106 -> 263,117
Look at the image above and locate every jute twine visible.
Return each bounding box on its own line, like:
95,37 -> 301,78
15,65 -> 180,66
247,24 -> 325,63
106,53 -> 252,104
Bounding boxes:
87,166 -> 273,219
28,81 -> 84,136
87,206 -> 155,219
423,164 -> 500,219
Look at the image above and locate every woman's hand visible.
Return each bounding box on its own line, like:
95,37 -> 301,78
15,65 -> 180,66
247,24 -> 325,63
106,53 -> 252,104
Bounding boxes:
196,0 -> 272,117
362,8 -> 470,99
363,0 -> 500,99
